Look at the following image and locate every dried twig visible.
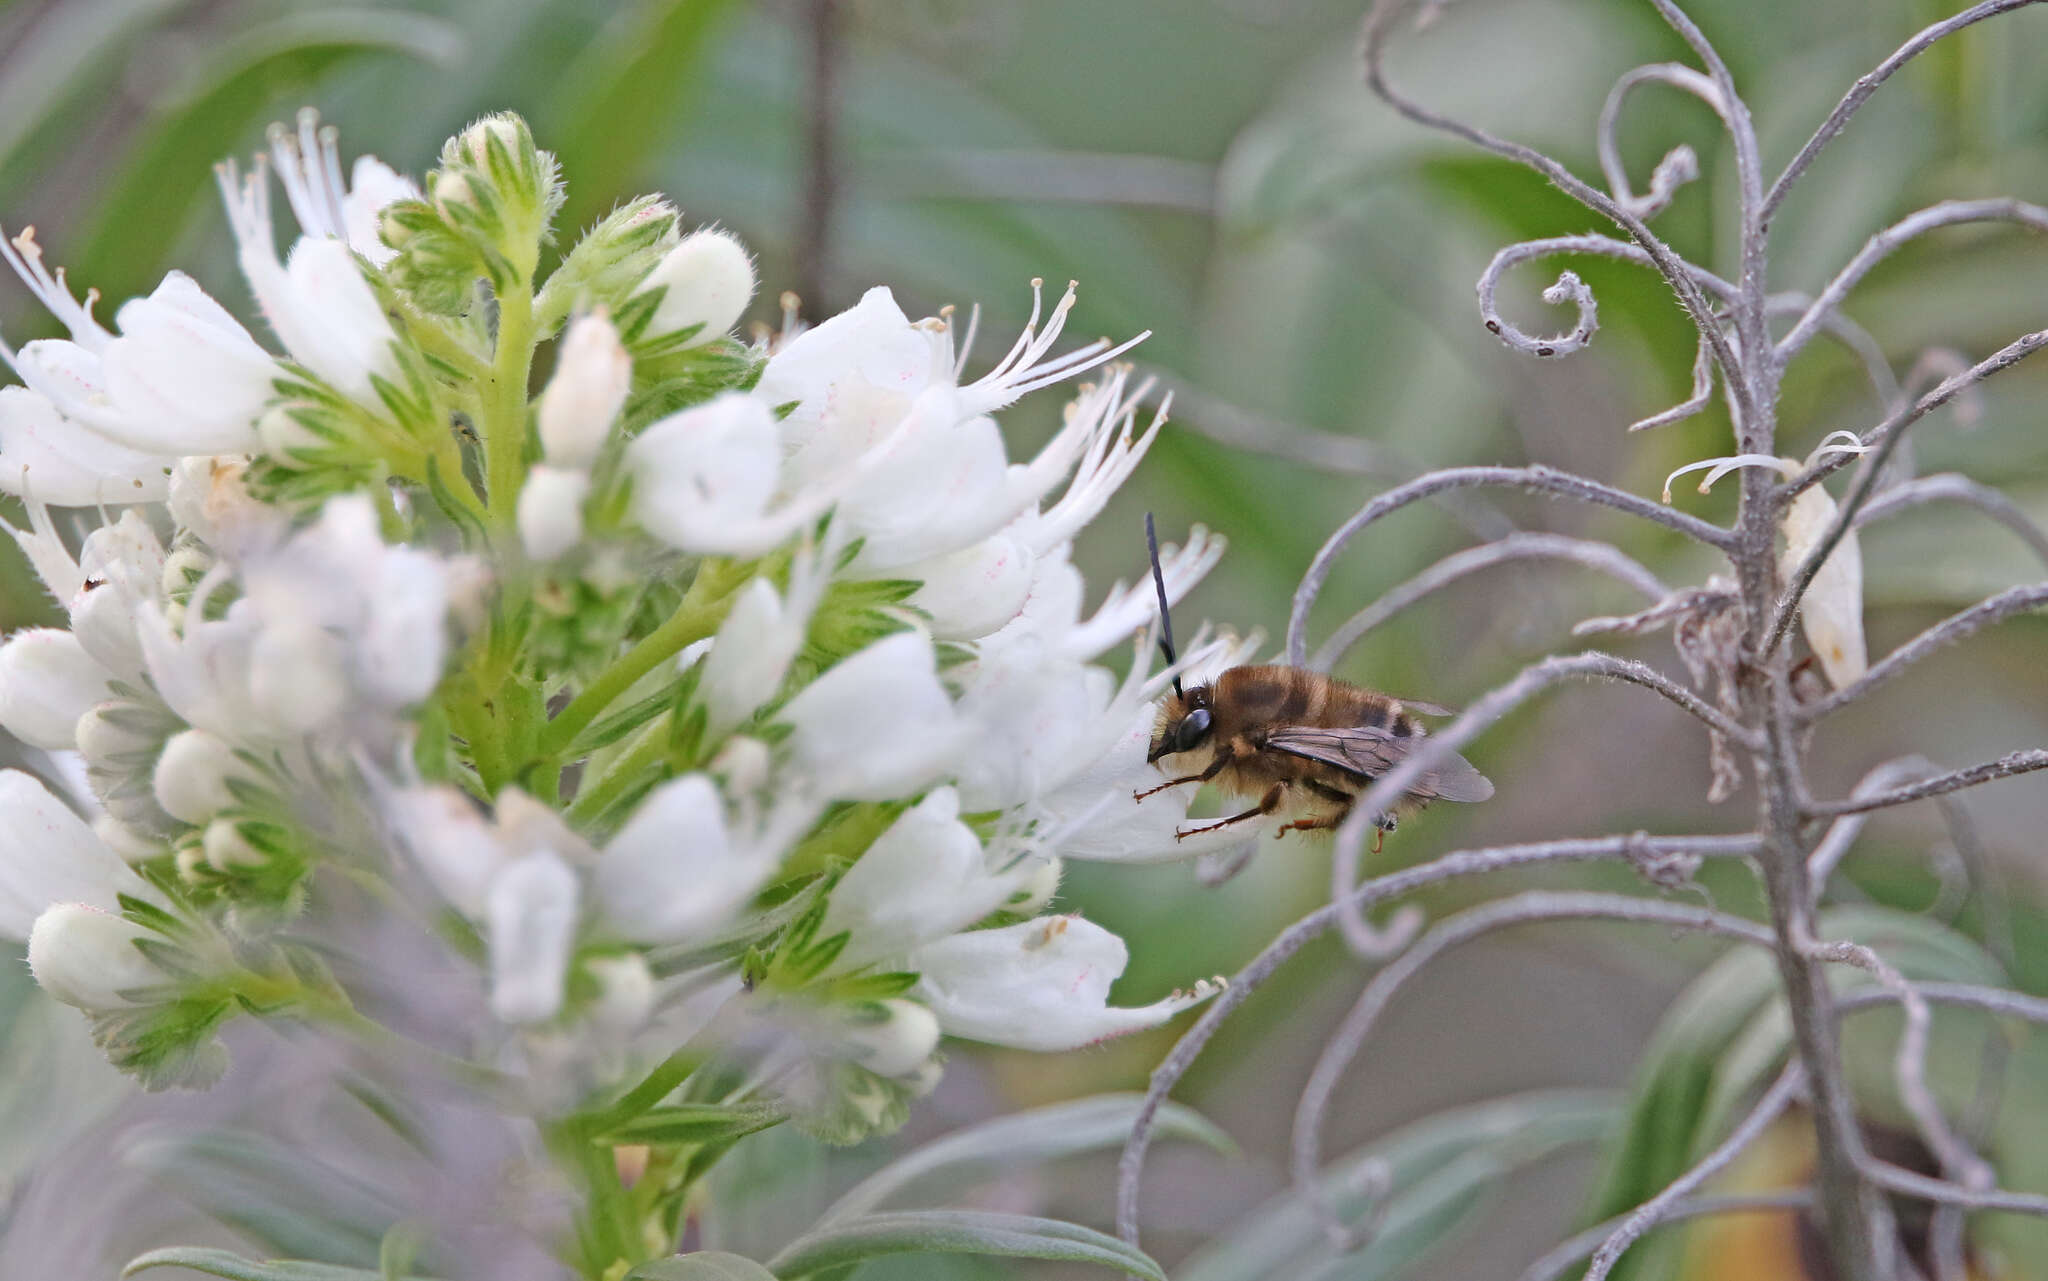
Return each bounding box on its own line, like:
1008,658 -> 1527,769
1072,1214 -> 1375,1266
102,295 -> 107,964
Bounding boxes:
1804,751 -> 2048,818
1855,473 -> 2048,569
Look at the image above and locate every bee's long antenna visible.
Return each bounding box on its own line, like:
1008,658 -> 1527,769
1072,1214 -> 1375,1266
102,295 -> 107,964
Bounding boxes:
1145,512 -> 1184,699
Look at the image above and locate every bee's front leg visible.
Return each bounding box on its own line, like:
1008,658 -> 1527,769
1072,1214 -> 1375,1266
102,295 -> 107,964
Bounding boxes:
1175,782 -> 1286,841
1134,748 -> 1233,802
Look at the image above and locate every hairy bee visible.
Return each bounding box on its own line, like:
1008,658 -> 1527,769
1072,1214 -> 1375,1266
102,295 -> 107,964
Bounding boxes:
1137,515 -> 1493,846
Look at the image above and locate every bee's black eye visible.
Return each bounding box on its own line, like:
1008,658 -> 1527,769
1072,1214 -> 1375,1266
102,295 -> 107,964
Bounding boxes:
1173,708 -> 1213,752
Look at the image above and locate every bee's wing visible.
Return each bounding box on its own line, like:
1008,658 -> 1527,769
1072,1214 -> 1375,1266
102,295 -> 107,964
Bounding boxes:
1262,726 -> 1495,803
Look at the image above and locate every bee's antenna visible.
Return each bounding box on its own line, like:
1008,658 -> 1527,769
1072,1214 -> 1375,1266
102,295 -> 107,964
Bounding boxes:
1145,512 -> 1184,699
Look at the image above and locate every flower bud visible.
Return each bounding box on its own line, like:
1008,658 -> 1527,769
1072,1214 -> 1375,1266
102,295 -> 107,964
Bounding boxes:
27,903 -> 164,1010
95,814 -> 163,864
487,849 -> 578,1025
202,816 -> 267,870
642,230 -> 755,346
586,953 -> 655,1035
456,114 -> 529,170
538,312 -> 631,467
248,619 -> 350,734
1780,484 -> 1867,690
0,628 -> 112,750
517,465 -> 591,562
153,728 -> 256,825
161,546 -> 213,602
842,999 -> 941,1079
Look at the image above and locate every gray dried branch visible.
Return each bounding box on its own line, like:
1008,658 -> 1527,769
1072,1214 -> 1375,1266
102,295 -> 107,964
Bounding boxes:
1112,832 -> 1762,1247
1855,473 -> 2048,569
1595,64 -> 1713,219
1776,199 -> 2048,365
1767,329 -> 2048,658
1309,532 -> 1668,673
1805,751 -> 2048,818
1287,891 -> 1779,1252
1517,1192 -> 1812,1281
1578,1065 -> 1806,1281
1799,583 -> 2048,721
1762,0 -> 2047,222
1288,466 -> 1736,666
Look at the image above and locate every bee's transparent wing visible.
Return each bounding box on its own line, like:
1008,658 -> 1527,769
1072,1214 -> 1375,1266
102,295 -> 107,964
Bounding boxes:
1262,726 -> 1495,803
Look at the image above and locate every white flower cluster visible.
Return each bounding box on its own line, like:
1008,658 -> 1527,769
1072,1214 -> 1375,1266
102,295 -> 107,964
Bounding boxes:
0,111 -> 1234,1147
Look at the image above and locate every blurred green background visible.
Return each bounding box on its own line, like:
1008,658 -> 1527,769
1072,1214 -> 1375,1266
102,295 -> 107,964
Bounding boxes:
3,0 -> 2048,1277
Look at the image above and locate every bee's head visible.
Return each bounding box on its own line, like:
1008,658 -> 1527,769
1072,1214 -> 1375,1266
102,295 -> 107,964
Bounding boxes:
1148,684 -> 1214,763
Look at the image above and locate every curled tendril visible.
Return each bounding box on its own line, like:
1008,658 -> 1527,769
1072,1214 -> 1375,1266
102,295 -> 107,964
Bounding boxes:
1476,248 -> 1598,357
1597,63 -> 1721,219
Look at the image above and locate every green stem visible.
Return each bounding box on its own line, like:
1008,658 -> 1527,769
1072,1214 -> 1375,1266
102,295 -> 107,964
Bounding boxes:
567,715 -> 673,826
485,283 -> 537,535
542,562 -> 742,758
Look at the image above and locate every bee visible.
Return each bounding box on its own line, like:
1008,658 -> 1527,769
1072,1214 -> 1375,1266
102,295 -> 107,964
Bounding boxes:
1136,514 -> 1493,850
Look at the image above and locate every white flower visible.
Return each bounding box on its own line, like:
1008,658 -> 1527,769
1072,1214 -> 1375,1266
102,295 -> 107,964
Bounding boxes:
627,393 -> 802,555
167,456 -> 281,558
758,283 -> 1148,573
778,629 -> 965,802
699,543 -> 828,733
387,783 -> 505,916
27,902 -> 165,1010
517,465 -> 590,561
0,386 -> 173,505
70,509 -> 168,683
0,769 -> 159,941
641,229 -> 756,344
217,128 -> 403,405
899,535 -> 1037,641
593,773 -> 819,945
1,227 -> 277,459
488,850 -> 580,1025
538,311 -> 630,467
266,110 -> 421,266
909,915 -> 1221,1052
0,628 -> 112,751
819,788 -> 1045,970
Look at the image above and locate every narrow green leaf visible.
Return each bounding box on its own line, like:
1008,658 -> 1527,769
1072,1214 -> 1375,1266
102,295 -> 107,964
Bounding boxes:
593,1099 -> 787,1147
625,1253 -> 778,1281
123,1246 -> 429,1281
821,1093 -> 1233,1223
765,1210 -> 1166,1281
1179,1090 -> 1616,1281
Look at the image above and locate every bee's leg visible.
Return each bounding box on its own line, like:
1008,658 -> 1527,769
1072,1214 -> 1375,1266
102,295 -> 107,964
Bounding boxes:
1175,783 -> 1285,840
1135,750 -> 1233,802
1276,782 -> 1353,840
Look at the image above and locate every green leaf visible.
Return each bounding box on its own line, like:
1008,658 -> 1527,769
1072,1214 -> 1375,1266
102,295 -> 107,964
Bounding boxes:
625,1253 -> 778,1281
820,1093 -> 1233,1223
122,1246 -> 430,1281
1179,1090 -> 1616,1281
765,1211 -> 1167,1281
593,1099 -> 787,1147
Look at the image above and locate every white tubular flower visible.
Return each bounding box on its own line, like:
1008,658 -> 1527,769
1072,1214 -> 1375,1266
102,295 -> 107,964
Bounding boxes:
1,227 -> 276,459
218,150 -> 399,405
27,902 -> 165,1010
538,311 -> 631,467
388,784 -> 505,917
1780,482 -> 1867,690
342,157 -> 421,267
759,284 -> 1149,573
70,510 -> 167,683
517,465 -> 591,562
627,393 -> 816,556
0,769 -> 159,941
699,544 -> 828,733
820,788 -> 1040,970
0,386 -> 172,505
641,229 -> 756,345
910,915 -> 1222,1052
1664,433 -> 1867,689
266,109 -> 421,266
0,628 -> 112,751
167,456 -> 281,558
487,850 -> 580,1025
900,535 -> 1036,642
594,773 -> 818,945
778,629 -> 965,803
